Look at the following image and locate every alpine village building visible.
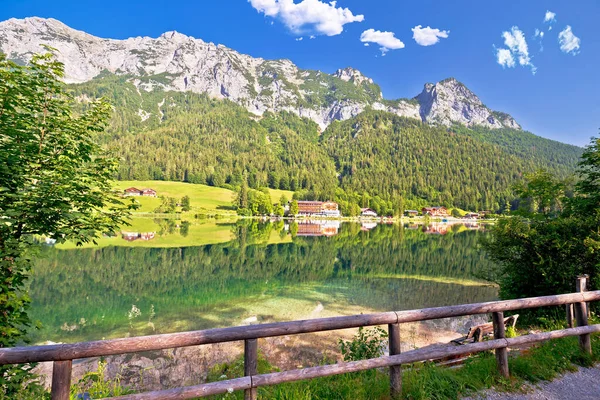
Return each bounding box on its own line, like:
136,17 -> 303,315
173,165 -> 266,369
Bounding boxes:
360,208 -> 378,218
422,206 -> 449,217
123,187 -> 157,197
296,201 -> 341,217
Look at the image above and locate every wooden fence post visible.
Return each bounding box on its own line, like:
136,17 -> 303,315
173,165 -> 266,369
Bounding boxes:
388,323 -> 401,399
575,275 -> 592,354
50,360 -> 72,400
244,339 -> 258,400
566,304 -> 574,328
492,312 -> 509,378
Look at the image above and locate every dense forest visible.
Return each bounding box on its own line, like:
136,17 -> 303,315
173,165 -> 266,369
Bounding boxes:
69,73 -> 583,213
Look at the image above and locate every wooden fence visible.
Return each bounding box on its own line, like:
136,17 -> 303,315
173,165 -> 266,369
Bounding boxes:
1,276 -> 598,400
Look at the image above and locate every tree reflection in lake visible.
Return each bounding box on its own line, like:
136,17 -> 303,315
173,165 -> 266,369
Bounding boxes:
29,220 -> 497,343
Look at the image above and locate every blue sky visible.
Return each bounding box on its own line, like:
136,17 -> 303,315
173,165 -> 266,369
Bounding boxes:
2,0 -> 598,146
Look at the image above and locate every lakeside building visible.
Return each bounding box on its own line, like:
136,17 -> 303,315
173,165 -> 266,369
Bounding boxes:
121,232 -> 156,241
123,187 -> 157,197
297,201 -> 341,217
296,220 -> 340,237
404,210 -> 419,217
422,206 -> 449,217
141,188 -> 157,197
360,208 -> 378,218
463,212 -> 480,219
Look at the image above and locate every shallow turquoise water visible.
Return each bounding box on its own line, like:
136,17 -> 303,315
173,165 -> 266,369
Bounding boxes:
28,220 -> 497,343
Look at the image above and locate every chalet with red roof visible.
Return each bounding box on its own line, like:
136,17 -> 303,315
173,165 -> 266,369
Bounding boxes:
422,206 -> 448,217
123,187 -> 157,197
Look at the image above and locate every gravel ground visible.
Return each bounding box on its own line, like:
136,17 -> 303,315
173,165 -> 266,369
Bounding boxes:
464,366 -> 600,400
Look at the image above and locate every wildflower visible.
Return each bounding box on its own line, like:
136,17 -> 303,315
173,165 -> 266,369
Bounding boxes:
128,304 -> 142,320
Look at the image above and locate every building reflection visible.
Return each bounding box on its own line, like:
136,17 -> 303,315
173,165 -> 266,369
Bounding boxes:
295,220 -> 341,237
121,232 -> 156,242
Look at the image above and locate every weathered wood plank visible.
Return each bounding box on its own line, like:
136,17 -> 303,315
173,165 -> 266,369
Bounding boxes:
51,360 -> 72,400
575,275 -> 592,354
566,304 -> 574,328
106,325 -> 600,400
2,291 -> 599,365
252,325 -> 600,388
492,311 -> 509,378
106,377 -> 252,400
244,339 -> 258,400
388,323 -> 401,399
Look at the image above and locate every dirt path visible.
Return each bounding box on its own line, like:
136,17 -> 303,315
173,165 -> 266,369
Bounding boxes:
465,366 -> 600,400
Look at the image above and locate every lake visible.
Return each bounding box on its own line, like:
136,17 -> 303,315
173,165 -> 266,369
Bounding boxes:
29,219 -> 498,344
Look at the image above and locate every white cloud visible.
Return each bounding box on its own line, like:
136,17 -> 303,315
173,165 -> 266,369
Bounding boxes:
496,48 -> 515,68
295,37 -> 303,41
558,25 -> 581,55
360,29 -> 405,55
544,10 -> 556,23
499,26 -> 536,74
411,25 -> 449,46
309,35 -> 316,39
534,29 -> 544,51
248,0 -> 364,36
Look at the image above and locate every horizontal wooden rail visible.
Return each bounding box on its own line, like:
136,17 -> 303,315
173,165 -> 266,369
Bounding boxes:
106,325 -> 600,400
1,291 -> 599,365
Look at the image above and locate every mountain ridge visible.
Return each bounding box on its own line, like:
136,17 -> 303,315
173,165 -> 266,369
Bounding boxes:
0,16 -> 520,130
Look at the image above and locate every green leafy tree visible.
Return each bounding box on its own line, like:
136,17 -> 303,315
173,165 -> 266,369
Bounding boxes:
0,52 -> 132,395
279,194 -> 288,206
290,200 -> 299,216
570,137 -> 600,215
211,170 -> 225,187
513,169 -> 566,216
180,195 -> 191,212
154,196 -> 177,213
274,205 -> 285,217
483,136 -> 600,314
238,179 -> 249,209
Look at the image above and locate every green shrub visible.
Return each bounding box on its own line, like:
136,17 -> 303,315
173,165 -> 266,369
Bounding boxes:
338,327 -> 388,362
70,361 -> 133,399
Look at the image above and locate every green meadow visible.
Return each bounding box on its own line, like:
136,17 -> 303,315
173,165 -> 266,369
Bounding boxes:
113,181 -> 294,214
114,180 -> 236,213
266,188 -> 295,204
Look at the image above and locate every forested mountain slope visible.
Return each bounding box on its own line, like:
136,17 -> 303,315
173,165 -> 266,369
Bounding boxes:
322,112 -> 579,211
69,74 -> 583,213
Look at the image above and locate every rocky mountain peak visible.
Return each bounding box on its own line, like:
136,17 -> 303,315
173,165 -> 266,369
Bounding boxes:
332,67 -> 373,86
415,78 -> 520,129
0,17 -> 521,131
159,30 -> 192,42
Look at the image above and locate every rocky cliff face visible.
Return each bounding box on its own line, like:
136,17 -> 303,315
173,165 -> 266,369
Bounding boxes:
0,17 -> 520,130
415,78 -> 521,129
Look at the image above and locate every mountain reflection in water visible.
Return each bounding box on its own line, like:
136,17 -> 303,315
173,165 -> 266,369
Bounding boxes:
29,220 -> 497,343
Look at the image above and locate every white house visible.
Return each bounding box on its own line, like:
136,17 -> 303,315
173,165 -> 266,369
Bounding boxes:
360,208 -> 378,218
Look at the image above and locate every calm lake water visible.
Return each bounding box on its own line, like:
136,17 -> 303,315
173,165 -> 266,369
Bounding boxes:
29,219 -> 498,344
